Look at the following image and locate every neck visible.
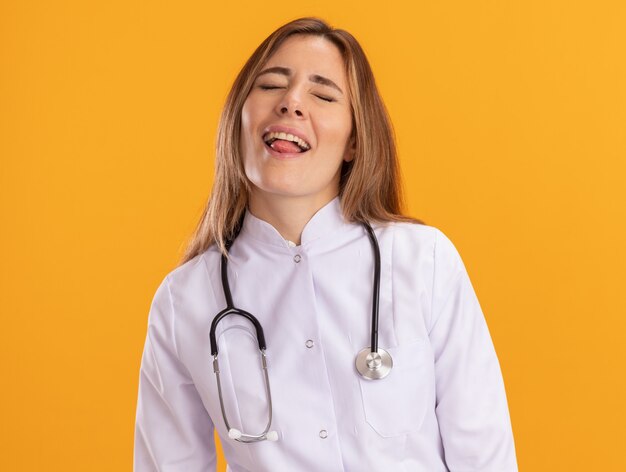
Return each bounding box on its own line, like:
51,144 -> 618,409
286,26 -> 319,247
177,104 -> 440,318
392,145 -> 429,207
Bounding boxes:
247,190 -> 338,245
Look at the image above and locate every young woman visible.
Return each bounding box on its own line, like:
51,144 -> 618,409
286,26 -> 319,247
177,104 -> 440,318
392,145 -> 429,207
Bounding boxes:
134,17 -> 518,471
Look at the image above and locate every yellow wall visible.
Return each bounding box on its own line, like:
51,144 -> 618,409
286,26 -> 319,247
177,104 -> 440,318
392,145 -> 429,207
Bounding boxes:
1,1 -> 624,470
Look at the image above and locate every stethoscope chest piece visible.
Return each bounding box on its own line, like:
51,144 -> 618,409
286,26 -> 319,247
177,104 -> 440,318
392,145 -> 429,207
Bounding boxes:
355,347 -> 393,380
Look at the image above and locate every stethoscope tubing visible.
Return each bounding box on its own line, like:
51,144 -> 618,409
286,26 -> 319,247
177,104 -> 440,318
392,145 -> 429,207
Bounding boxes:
209,217 -> 388,442
212,221 -> 382,356
362,221 -> 381,354
210,304 -> 267,356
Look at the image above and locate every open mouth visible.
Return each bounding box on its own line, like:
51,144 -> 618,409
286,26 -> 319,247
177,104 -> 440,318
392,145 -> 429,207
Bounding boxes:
263,131 -> 311,154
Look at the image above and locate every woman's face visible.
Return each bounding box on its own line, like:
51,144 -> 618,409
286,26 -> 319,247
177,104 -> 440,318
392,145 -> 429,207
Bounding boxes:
240,34 -> 353,205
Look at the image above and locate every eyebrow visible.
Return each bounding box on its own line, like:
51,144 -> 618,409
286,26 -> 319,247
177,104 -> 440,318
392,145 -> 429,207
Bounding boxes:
256,66 -> 344,95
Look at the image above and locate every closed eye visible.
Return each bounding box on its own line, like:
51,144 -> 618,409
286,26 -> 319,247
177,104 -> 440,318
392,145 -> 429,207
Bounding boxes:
258,84 -> 335,102
315,94 -> 335,103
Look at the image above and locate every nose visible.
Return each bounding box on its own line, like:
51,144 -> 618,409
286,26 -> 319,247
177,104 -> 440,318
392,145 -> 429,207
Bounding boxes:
275,89 -> 304,118
279,105 -> 303,117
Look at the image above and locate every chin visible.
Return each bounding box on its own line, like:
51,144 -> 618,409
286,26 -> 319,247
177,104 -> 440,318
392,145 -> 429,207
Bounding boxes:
254,182 -> 310,199
246,166 -> 340,202
247,168 -> 305,194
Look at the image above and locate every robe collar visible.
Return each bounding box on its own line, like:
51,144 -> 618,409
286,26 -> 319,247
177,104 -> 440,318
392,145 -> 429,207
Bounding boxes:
239,196 -> 351,249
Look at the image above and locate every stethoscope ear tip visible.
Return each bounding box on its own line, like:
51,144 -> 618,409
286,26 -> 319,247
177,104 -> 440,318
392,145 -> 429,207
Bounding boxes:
228,428 -> 243,440
266,431 -> 279,442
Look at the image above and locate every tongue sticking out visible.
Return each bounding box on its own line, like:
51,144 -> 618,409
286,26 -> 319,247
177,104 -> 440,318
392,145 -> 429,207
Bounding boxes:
270,139 -> 302,154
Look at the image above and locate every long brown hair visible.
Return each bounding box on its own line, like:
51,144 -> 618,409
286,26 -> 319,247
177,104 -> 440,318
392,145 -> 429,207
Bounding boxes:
178,17 -> 422,266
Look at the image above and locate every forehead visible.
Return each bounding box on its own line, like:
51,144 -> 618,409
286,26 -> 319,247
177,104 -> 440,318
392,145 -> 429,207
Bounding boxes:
263,35 -> 347,83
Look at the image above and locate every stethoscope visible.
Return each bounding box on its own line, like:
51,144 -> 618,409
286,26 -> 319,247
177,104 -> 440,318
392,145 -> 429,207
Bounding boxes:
209,219 -> 393,443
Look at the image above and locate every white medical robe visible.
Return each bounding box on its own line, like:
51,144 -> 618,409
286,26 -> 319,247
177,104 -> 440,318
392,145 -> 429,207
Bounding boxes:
134,196 -> 518,471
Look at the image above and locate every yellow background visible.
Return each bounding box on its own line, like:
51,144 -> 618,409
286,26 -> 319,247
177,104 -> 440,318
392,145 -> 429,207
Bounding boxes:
1,0 -> 624,470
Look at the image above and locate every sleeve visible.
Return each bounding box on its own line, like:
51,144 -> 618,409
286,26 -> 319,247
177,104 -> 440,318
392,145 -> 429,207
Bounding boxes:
134,275 -> 217,471
428,229 -> 518,471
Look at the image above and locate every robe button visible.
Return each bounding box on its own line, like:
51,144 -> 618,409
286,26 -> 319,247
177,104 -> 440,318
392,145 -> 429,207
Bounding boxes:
319,430 -> 328,439
293,254 -> 302,263
305,339 -> 314,348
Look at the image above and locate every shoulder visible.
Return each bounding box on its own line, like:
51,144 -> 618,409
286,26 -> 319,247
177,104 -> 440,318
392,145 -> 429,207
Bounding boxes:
379,220 -> 437,245
145,245 -> 223,332
377,221 -> 463,266
155,245 -> 222,303
373,221 -> 469,331
377,221 -> 469,295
